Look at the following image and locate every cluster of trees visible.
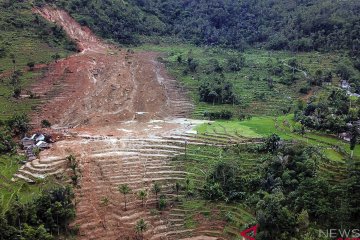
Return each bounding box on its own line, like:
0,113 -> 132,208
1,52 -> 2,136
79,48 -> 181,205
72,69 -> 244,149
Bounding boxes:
0,1 -> 77,100
0,114 -> 30,154
0,129 -> 15,154
199,78 -> 237,105
0,186 -> 75,239
35,0 -> 165,45
295,89 -> 359,133
203,110 -> 233,120
201,135 -> 360,239
0,1 -> 76,56
176,52 -> 243,106
118,182 -> 167,211
39,0 -> 360,52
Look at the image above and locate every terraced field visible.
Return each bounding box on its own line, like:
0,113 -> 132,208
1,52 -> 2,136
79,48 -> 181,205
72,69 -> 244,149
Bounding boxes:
14,126 -> 257,239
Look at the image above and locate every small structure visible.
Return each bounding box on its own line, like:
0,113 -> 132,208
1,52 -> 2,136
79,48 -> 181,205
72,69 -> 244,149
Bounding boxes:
21,137 -> 35,149
36,141 -> 50,149
32,133 -> 46,142
339,132 -> 351,142
341,80 -> 360,97
21,132 -> 52,162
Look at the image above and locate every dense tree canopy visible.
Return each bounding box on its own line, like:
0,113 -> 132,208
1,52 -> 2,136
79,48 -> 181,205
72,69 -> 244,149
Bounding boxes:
201,142 -> 360,239
0,187 -> 75,240
295,89 -> 359,133
38,0 -> 360,52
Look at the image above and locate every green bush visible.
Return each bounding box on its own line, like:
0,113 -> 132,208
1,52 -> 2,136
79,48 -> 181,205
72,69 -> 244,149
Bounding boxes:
0,130 -> 16,154
6,114 -> 30,137
203,110 -> 233,120
41,119 -> 51,128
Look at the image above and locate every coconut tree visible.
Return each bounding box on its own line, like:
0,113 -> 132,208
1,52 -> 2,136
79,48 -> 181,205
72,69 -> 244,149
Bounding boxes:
209,90 -> 218,105
137,190 -> 147,207
152,183 -> 161,206
118,184 -> 131,211
175,182 -> 181,198
100,196 -> 110,206
135,219 -> 148,239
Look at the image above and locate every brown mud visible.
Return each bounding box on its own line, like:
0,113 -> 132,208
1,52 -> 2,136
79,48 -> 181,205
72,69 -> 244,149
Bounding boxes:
17,6 -> 230,240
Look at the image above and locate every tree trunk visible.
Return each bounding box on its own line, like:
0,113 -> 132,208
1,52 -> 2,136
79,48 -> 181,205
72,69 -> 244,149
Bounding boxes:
351,150 -> 354,159
124,195 -> 127,210
57,215 -> 60,236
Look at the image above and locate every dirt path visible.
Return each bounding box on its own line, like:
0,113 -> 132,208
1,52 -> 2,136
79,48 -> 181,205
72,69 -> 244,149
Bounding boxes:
14,6 -> 233,240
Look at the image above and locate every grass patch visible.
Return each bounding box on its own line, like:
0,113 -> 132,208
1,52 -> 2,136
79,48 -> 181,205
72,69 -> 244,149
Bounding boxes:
323,149 -> 345,163
0,0 -> 75,120
196,114 -> 360,160
0,155 -> 45,212
196,120 -> 262,138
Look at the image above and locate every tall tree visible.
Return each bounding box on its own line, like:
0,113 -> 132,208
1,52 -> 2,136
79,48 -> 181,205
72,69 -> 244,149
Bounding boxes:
135,219 -> 148,239
118,184 -> 131,211
137,190 -> 147,207
152,183 -> 161,206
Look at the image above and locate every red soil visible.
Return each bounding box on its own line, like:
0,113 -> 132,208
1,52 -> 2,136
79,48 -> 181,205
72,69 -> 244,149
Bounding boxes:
32,7 -> 172,128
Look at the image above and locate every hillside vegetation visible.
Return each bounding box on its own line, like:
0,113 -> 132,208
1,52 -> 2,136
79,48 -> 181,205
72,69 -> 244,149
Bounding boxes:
0,1 -> 76,238
37,0 -> 360,53
0,0 -> 75,120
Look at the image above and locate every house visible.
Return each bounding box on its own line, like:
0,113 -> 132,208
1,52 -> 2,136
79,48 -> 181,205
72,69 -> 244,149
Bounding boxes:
31,133 -> 45,142
21,137 -> 35,149
339,132 -> 351,142
36,141 -> 50,149
21,132 -> 52,162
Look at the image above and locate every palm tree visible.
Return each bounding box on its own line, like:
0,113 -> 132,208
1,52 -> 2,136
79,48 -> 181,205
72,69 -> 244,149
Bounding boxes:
118,184 -> 131,211
135,219 -> 148,239
137,190 -> 147,207
209,91 -> 218,106
175,182 -> 181,198
100,196 -> 110,206
152,183 -> 161,206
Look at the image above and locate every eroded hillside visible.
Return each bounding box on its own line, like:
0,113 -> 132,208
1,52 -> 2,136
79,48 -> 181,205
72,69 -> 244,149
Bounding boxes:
13,6 -> 242,240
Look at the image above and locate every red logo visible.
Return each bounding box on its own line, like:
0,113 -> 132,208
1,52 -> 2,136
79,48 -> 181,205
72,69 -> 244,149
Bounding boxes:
240,225 -> 259,240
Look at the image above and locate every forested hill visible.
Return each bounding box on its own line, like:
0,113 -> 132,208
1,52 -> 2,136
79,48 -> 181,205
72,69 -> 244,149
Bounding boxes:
36,0 -> 360,52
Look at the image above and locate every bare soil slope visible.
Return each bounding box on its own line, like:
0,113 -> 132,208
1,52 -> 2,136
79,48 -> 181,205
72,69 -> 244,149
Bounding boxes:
32,7 -> 180,128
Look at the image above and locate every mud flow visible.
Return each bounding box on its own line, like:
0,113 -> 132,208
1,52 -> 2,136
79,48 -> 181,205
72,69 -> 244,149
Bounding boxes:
14,6 -> 229,240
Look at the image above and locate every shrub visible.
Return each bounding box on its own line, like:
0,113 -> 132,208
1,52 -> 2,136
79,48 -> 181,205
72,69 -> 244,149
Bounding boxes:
41,119 -> 51,128
13,87 -> 21,98
299,86 -> 311,94
204,110 -> 233,120
0,130 -> 15,154
27,61 -> 35,70
199,78 -> 237,105
227,55 -> 245,72
158,195 -> 167,210
7,114 -> 30,137
32,147 -> 41,157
